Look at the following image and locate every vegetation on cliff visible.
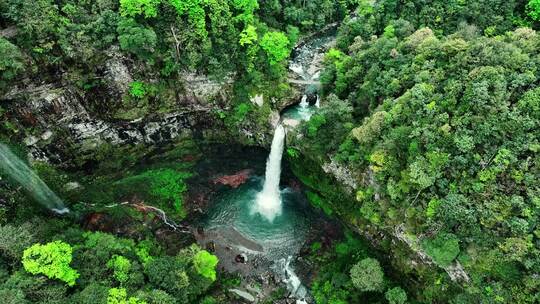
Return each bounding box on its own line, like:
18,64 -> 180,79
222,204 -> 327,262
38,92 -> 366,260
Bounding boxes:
289,0 -> 540,303
1,0 -> 540,303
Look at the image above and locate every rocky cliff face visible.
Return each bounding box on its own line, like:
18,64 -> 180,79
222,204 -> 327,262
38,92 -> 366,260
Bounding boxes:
0,54 -> 279,167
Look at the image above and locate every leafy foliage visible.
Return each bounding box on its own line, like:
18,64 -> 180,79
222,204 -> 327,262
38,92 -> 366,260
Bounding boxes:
22,241 -> 79,287
259,32 -> 291,65
350,258 -> 385,292
528,0 -> 540,20
193,250 -> 219,282
0,38 -> 24,83
385,287 -> 407,304
421,233 -> 460,267
107,255 -> 132,285
107,287 -> 146,304
115,168 -> 192,217
119,0 -> 160,18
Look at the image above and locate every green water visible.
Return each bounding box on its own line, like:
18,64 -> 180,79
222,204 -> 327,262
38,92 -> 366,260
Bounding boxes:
281,104 -> 316,121
203,176 -> 313,259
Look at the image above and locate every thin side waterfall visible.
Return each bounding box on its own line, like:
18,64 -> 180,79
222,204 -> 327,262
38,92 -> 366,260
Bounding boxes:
315,95 -> 320,108
299,95 -> 309,108
253,125 -> 286,222
0,144 -> 69,214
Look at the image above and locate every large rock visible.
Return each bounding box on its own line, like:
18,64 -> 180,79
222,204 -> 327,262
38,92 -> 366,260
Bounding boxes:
2,83 -> 221,164
104,49 -> 133,97
229,289 -> 256,302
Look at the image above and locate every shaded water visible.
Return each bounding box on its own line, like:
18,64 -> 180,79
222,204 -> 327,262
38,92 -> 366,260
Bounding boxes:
0,143 -> 68,214
281,98 -> 317,122
203,176 -> 313,260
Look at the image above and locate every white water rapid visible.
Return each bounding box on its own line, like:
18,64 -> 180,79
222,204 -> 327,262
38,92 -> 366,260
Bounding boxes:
273,256 -> 308,303
253,125 -> 286,222
0,144 -> 69,214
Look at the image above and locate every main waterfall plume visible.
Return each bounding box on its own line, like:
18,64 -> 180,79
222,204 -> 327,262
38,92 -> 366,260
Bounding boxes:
253,124 -> 286,222
0,144 -> 69,214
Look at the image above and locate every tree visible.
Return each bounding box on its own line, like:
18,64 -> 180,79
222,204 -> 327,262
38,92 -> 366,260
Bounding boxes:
0,288 -> 28,304
107,255 -> 132,285
107,288 -> 146,304
193,250 -> 219,282
117,18 -> 157,61
385,287 -> 407,304
0,223 -> 36,262
119,0 -> 160,18
259,32 -> 291,65
22,241 -> 79,287
528,0 -> 540,20
0,38 -> 24,82
421,233 -> 460,267
350,258 -> 385,292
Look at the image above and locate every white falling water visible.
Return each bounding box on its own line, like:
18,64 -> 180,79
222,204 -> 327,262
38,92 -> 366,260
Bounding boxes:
273,256 -> 308,303
0,144 -> 69,214
315,95 -> 320,108
299,95 -> 309,108
253,125 -> 286,222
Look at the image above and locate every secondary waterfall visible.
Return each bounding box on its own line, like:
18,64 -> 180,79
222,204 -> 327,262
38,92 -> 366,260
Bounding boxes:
253,125 -> 286,222
299,95 -> 309,108
0,144 -> 69,214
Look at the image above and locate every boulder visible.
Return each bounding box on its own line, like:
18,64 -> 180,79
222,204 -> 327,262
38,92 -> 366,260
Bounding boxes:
228,289 -> 255,303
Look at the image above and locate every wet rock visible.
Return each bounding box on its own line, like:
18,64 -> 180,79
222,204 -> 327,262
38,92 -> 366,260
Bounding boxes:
235,253 -> 248,264
228,289 -> 255,302
206,241 -> 215,252
64,182 -> 82,192
24,136 -> 38,146
251,94 -> 264,107
40,130 -> 53,141
212,169 -> 253,188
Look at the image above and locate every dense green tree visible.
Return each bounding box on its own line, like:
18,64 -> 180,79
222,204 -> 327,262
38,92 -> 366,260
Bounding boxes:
529,0 -> 540,20
119,0 -> 160,18
107,255 -> 132,285
259,31 -> 291,65
193,250 -> 218,282
385,287 -> 407,304
117,18 -> 157,61
0,38 -> 24,83
22,241 -> 79,287
350,258 -> 385,292
0,223 -> 36,263
107,288 -> 146,304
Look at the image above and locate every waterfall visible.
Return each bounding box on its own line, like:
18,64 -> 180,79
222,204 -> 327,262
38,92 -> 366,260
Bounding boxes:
315,95 -> 320,108
0,144 -> 69,214
299,95 -> 309,108
253,125 -> 286,222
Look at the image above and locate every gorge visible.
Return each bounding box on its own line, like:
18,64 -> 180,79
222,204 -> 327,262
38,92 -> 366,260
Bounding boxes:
1,1 -> 540,303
